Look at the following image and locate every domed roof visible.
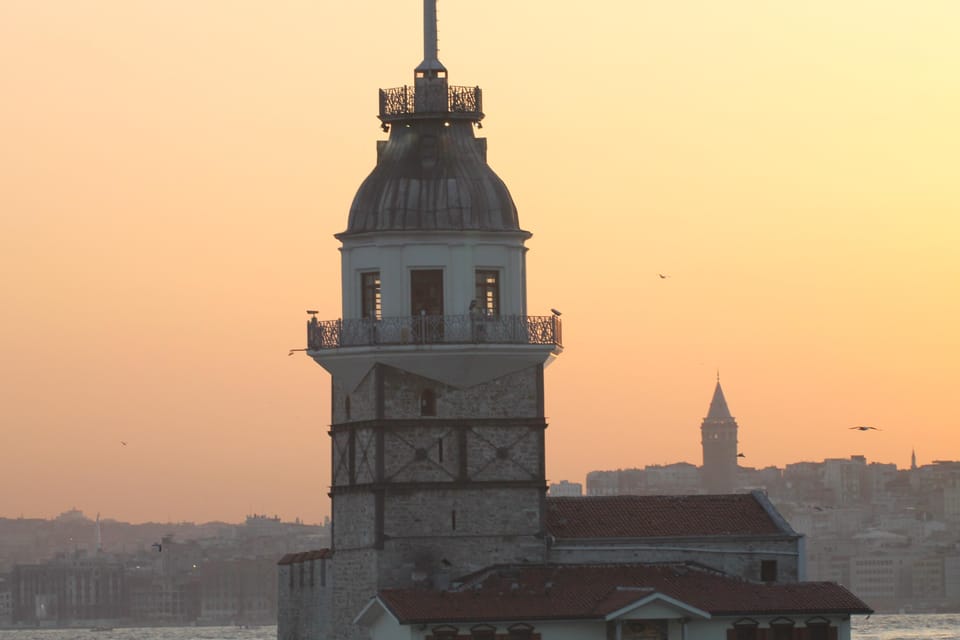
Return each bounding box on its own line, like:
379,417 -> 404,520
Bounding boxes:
342,120 -> 521,236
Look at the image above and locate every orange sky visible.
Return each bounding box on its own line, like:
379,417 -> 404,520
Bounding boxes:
1,1 -> 958,525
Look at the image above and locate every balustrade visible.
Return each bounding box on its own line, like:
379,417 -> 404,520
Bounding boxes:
307,314 -> 560,350
378,85 -> 482,120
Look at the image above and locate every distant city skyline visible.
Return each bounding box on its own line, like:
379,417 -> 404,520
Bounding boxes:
2,0 -> 958,523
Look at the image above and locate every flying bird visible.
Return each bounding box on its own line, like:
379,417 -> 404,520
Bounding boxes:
120,441 -> 127,446
850,425 -> 881,431
659,273 -> 670,279
737,452 -> 746,458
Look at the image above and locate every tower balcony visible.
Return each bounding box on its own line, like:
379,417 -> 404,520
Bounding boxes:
378,85 -> 483,122
307,314 -> 560,351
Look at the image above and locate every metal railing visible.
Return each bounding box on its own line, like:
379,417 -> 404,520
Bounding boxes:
378,85 -> 482,119
307,314 -> 560,350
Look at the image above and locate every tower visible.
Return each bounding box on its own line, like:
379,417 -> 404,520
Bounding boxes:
302,2 -> 562,637
700,376 -> 739,492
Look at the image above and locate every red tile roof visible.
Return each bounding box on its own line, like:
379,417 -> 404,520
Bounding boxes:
546,493 -> 791,538
377,564 -> 872,624
277,549 -> 332,565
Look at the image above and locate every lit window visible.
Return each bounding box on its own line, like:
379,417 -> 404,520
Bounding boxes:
475,270 -> 500,316
361,272 -> 381,320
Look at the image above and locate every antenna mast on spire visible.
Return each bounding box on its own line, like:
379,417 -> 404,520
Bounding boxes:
417,0 -> 446,73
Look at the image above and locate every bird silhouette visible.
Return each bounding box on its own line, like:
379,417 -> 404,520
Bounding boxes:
120,441 -> 127,446
737,452 -> 746,458
659,273 -> 670,279
850,425 -> 881,431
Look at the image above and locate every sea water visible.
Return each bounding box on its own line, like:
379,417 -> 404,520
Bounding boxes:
1,616 -> 959,640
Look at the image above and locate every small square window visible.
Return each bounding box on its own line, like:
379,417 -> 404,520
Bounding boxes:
761,560 -> 778,582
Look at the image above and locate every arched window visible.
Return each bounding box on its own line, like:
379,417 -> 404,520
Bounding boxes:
429,626 -> 458,640
507,623 -> 535,640
770,617 -> 795,640
730,618 -> 759,640
804,617 -> 835,640
470,625 -> 496,640
420,389 -> 437,416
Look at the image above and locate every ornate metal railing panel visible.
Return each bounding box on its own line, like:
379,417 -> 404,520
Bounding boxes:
379,85 -> 482,119
307,314 -> 560,350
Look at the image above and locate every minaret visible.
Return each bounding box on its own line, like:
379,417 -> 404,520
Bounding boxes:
700,375 -> 740,492
302,2 -> 562,637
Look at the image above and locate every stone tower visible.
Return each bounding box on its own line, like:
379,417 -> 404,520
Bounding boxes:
700,376 -> 739,492
301,2 -> 562,637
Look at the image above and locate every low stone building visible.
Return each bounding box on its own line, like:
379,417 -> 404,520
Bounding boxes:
355,563 -> 869,640
545,492 -> 804,582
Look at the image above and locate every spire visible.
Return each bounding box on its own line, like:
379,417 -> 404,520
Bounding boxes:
416,0 -> 446,73
706,379 -> 733,420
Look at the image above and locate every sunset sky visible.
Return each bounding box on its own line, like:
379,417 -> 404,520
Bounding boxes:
2,0 -> 958,525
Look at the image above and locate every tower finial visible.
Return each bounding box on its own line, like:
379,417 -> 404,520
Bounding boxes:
416,0 -> 446,73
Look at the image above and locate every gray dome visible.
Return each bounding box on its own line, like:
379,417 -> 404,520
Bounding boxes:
343,120 -> 520,235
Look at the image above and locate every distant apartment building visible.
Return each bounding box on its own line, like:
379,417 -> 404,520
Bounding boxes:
198,557 -> 277,625
11,552 -> 126,624
4,516 -> 328,627
0,576 -> 12,625
548,480 -> 582,497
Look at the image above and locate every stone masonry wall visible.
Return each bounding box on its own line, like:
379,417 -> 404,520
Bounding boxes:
331,365 -> 541,425
382,366 -> 539,419
380,422 -> 543,483
377,486 -> 546,588
330,550 -> 378,640
332,493 -> 378,551
277,558 -> 331,640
